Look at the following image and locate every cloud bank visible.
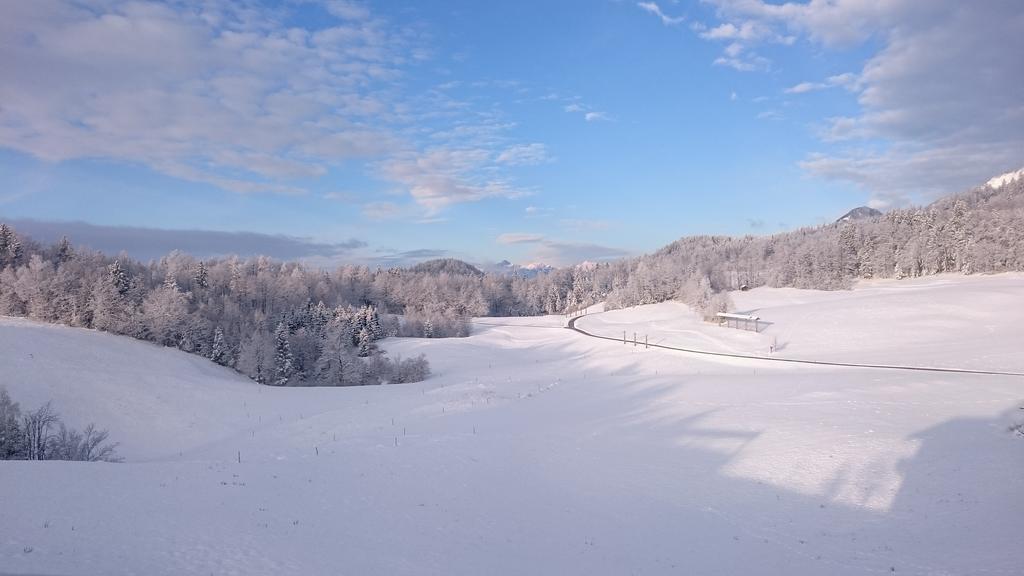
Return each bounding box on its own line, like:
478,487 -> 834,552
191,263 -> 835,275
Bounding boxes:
3,218 -> 367,263
689,0 -> 1024,204
0,1 -> 540,215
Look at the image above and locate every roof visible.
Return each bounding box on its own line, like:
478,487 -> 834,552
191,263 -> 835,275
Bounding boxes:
715,312 -> 760,321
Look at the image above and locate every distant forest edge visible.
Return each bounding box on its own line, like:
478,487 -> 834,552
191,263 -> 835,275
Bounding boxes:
0,174 -> 1021,386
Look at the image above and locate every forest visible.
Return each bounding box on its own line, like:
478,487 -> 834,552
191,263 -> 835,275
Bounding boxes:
0,175 -> 1020,386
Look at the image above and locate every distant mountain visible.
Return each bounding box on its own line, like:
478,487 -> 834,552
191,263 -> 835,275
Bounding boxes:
484,260 -> 555,278
408,258 -> 483,277
836,206 -> 883,223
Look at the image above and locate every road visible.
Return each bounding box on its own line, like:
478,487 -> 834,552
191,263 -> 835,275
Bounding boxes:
565,314 -> 1024,378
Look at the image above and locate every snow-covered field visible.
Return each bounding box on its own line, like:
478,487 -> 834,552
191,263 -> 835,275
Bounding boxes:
1,274 -> 1022,575
578,273 -> 1024,372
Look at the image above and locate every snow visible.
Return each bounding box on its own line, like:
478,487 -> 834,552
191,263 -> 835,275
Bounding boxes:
2,274 -> 1023,575
986,167 -> 1024,189
577,273 -> 1024,372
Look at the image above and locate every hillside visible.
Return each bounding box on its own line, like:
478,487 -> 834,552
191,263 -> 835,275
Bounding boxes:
835,206 -> 882,223
2,274 -> 1023,575
409,258 -> 484,277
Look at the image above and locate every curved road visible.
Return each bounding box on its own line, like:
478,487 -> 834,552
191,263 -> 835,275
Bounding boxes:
566,315 -> 1024,378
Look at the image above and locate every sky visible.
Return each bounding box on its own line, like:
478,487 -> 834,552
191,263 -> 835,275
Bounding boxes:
1,0 -> 1022,267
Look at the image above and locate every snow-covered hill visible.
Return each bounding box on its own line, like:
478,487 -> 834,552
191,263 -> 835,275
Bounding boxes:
577,273 -> 1024,372
986,167 -> 1024,189
835,205 -> 882,223
1,274 -> 1023,575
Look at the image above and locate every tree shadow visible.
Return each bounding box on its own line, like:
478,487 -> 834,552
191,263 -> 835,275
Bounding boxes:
564,353 -> 1024,574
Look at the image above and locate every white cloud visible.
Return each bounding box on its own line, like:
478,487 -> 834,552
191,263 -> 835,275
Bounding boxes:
699,21 -> 779,42
497,233 -> 546,245
496,143 -> 550,166
4,218 -> 367,263
524,205 -> 554,218
637,2 -> 685,26
324,1 -> 371,21
713,53 -> 769,72
361,201 -> 403,221
697,0 -> 1024,203
530,240 -> 630,267
380,148 -> 527,215
562,100 -> 608,122
785,81 -> 826,94
0,0 -> 547,216
0,1 -> 408,195
497,232 -> 630,266
785,72 -> 860,94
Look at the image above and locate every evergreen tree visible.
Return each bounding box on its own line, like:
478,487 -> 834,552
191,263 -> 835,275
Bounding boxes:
0,387 -> 23,460
193,261 -> 209,289
357,327 -> 372,357
366,305 -> 384,339
0,224 -> 14,269
211,327 -> 230,366
108,260 -> 130,295
273,322 -> 294,386
55,236 -> 74,264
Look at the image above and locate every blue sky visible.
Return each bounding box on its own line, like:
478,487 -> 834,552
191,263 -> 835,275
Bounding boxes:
2,1 -> 1021,266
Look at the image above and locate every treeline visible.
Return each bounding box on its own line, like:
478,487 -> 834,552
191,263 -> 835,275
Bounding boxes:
0,226 -> 431,387
0,175 -> 1021,382
595,174 -> 1024,309
0,387 -> 120,462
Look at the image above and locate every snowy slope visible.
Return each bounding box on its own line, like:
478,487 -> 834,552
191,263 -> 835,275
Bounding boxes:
2,275 -> 1023,575
577,273 -> 1024,372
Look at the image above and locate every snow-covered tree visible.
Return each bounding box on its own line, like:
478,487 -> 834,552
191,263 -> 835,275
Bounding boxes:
210,327 -> 231,366
142,274 -> 190,347
193,261 -> 209,289
55,236 -> 74,264
108,260 -> 130,295
0,387 -> 23,460
237,329 -> 272,384
357,327 -> 372,357
273,322 -> 295,386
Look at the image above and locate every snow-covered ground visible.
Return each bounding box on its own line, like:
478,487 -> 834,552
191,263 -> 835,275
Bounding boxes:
1,274 -> 1022,575
577,273 -> 1024,372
